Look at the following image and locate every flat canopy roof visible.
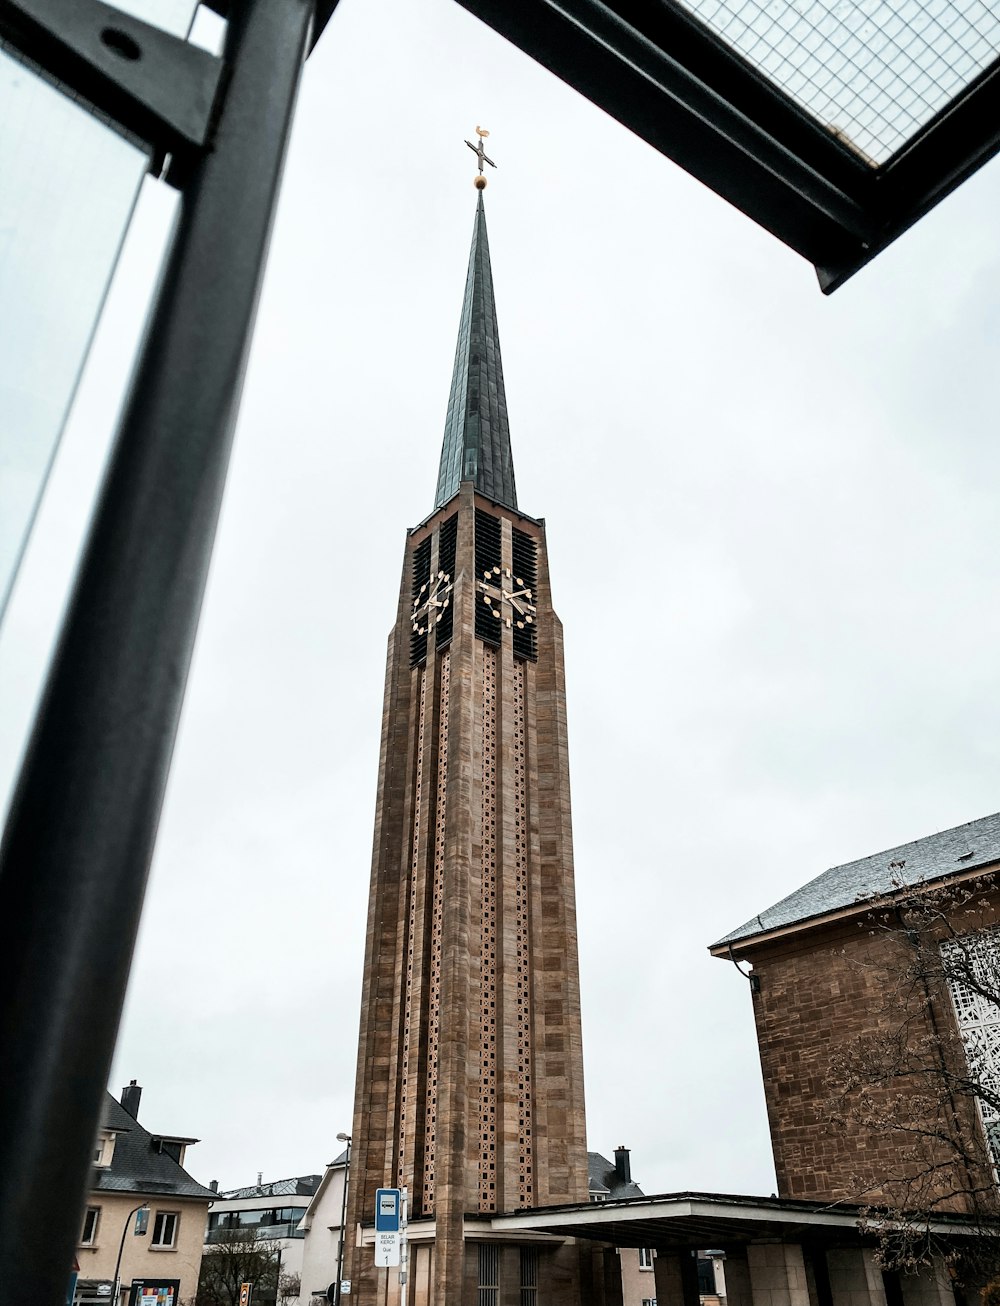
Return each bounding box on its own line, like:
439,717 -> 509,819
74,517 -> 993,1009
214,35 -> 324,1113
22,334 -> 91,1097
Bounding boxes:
486,1191 -> 990,1250
454,0 -> 1000,292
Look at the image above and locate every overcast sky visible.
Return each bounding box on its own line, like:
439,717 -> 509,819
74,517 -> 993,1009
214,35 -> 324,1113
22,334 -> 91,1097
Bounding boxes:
3,0 -> 1000,1203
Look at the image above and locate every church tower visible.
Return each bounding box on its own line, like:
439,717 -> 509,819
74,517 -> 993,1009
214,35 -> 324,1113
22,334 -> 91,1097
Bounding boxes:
344,177 -> 589,1305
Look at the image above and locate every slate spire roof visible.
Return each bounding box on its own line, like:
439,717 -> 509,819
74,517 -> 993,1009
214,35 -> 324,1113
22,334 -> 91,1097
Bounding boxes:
434,191 -> 518,512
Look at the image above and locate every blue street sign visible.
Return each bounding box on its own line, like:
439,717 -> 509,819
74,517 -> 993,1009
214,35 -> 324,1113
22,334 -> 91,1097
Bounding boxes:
374,1188 -> 401,1233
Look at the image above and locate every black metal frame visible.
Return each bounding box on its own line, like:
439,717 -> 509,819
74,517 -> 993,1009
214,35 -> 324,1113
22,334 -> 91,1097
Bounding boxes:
454,0 -> 1000,292
0,2 -> 331,1302
1,0 -> 997,1298
2,0 -> 223,179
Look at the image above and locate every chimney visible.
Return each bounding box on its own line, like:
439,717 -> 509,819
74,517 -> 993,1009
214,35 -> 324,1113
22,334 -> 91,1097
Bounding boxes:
614,1146 -> 631,1185
209,1180 -> 219,1193
120,1080 -> 142,1120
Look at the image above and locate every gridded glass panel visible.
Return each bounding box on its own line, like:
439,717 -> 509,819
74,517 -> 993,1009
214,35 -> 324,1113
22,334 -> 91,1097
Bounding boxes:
671,0 -> 1000,164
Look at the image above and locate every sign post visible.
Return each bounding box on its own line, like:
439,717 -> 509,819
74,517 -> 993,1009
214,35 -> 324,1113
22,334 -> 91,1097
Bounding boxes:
374,1189 -> 401,1268
398,1187 -> 408,1305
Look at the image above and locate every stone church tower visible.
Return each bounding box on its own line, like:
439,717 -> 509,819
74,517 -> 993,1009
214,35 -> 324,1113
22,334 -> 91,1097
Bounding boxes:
344,189 -> 589,1305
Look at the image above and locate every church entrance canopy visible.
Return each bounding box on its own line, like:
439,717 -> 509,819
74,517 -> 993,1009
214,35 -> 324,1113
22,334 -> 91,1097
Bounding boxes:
489,1190 -> 992,1250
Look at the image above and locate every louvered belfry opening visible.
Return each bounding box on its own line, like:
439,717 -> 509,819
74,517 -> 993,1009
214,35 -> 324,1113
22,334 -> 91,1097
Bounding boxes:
410,534 -> 432,666
475,508 -> 502,645
511,527 -> 538,662
435,513 -> 458,649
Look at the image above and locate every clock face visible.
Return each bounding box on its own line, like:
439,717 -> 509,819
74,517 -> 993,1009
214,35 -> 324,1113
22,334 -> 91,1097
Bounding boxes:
478,565 -> 537,630
412,569 -> 453,635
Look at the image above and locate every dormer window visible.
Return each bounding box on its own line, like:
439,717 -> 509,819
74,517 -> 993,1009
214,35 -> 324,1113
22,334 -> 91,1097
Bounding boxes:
92,1131 -> 116,1168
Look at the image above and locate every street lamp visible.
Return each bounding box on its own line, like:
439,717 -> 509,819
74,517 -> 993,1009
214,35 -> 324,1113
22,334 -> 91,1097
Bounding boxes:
333,1133 -> 352,1306
112,1203 -> 149,1306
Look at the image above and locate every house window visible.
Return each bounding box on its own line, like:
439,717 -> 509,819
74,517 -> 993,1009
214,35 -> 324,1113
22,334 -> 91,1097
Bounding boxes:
151,1211 -> 178,1248
698,1258 -> 717,1295
639,1248 -> 654,1270
642,1299 -> 658,1306
80,1207 -> 100,1245
92,1132 -> 115,1166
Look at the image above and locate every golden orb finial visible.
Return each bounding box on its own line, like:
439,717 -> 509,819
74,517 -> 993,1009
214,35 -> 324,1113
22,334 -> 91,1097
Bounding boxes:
474,174 -> 487,190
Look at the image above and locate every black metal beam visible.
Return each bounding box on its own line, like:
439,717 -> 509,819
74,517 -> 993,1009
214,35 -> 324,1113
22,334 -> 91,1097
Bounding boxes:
453,0 -> 877,269
453,0 -> 1000,292
818,56 -> 1000,291
0,0 -> 223,171
0,1 -> 314,1302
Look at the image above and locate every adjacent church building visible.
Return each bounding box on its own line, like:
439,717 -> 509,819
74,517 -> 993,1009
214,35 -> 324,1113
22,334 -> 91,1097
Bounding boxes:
711,810 -> 1000,1222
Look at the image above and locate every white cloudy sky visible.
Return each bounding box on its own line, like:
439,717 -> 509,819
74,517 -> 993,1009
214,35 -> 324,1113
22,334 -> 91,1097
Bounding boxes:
3,0 -> 1000,1203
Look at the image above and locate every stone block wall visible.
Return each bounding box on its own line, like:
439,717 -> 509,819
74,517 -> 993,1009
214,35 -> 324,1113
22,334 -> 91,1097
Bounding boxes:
744,909 -> 993,1207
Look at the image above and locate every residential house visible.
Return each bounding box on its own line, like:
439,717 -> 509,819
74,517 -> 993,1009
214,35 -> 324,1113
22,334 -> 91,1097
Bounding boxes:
298,1149 -> 350,1303
75,1081 -> 214,1306
205,1173 -> 322,1303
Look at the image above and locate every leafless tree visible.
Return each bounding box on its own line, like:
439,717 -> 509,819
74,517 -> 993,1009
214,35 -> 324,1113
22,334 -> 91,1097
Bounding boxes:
277,1271 -> 301,1306
194,1228 -> 281,1306
826,877 -> 1000,1275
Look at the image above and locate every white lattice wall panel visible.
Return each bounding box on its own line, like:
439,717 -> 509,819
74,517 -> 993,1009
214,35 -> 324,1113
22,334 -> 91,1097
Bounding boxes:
942,929 -> 1000,1167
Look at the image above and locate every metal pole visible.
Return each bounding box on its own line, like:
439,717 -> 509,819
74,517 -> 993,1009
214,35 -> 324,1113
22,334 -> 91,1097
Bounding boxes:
335,1137 -> 351,1303
0,2 -> 315,1302
112,1203 -> 148,1306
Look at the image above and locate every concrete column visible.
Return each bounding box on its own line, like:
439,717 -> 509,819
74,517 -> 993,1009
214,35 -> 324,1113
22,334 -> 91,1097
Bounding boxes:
680,1248 -> 705,1306
747,1243 -> 811,1306
900,1258 -> 956,1306
654,1252 -> 685,1306
409,1242 -> 432,1306
600,1246 -> 625,1306
726,1250 -> 755,1306
826,1249 -> 888,1306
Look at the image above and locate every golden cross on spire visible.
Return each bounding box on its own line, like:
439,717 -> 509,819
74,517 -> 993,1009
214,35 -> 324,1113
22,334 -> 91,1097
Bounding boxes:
465,125 -> 497,186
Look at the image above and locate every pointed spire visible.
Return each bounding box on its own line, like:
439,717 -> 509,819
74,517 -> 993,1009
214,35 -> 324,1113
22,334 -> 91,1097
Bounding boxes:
434,191 -> 517,511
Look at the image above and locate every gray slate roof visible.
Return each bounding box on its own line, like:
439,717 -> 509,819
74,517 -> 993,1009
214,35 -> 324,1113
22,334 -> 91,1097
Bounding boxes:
220,1174 -> 322,1200
587,1151 -> 644,1201
713,810 -> 1000,949
94,1095 -> 216,1200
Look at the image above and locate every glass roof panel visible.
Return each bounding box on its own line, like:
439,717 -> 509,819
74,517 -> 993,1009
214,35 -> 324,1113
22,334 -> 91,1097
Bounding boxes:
671,0 -> 1000,164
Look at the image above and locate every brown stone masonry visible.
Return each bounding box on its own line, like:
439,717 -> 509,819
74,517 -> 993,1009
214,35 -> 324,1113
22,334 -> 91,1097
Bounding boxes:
344,487 -> 588,1305
735,892 -> 1000,1208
